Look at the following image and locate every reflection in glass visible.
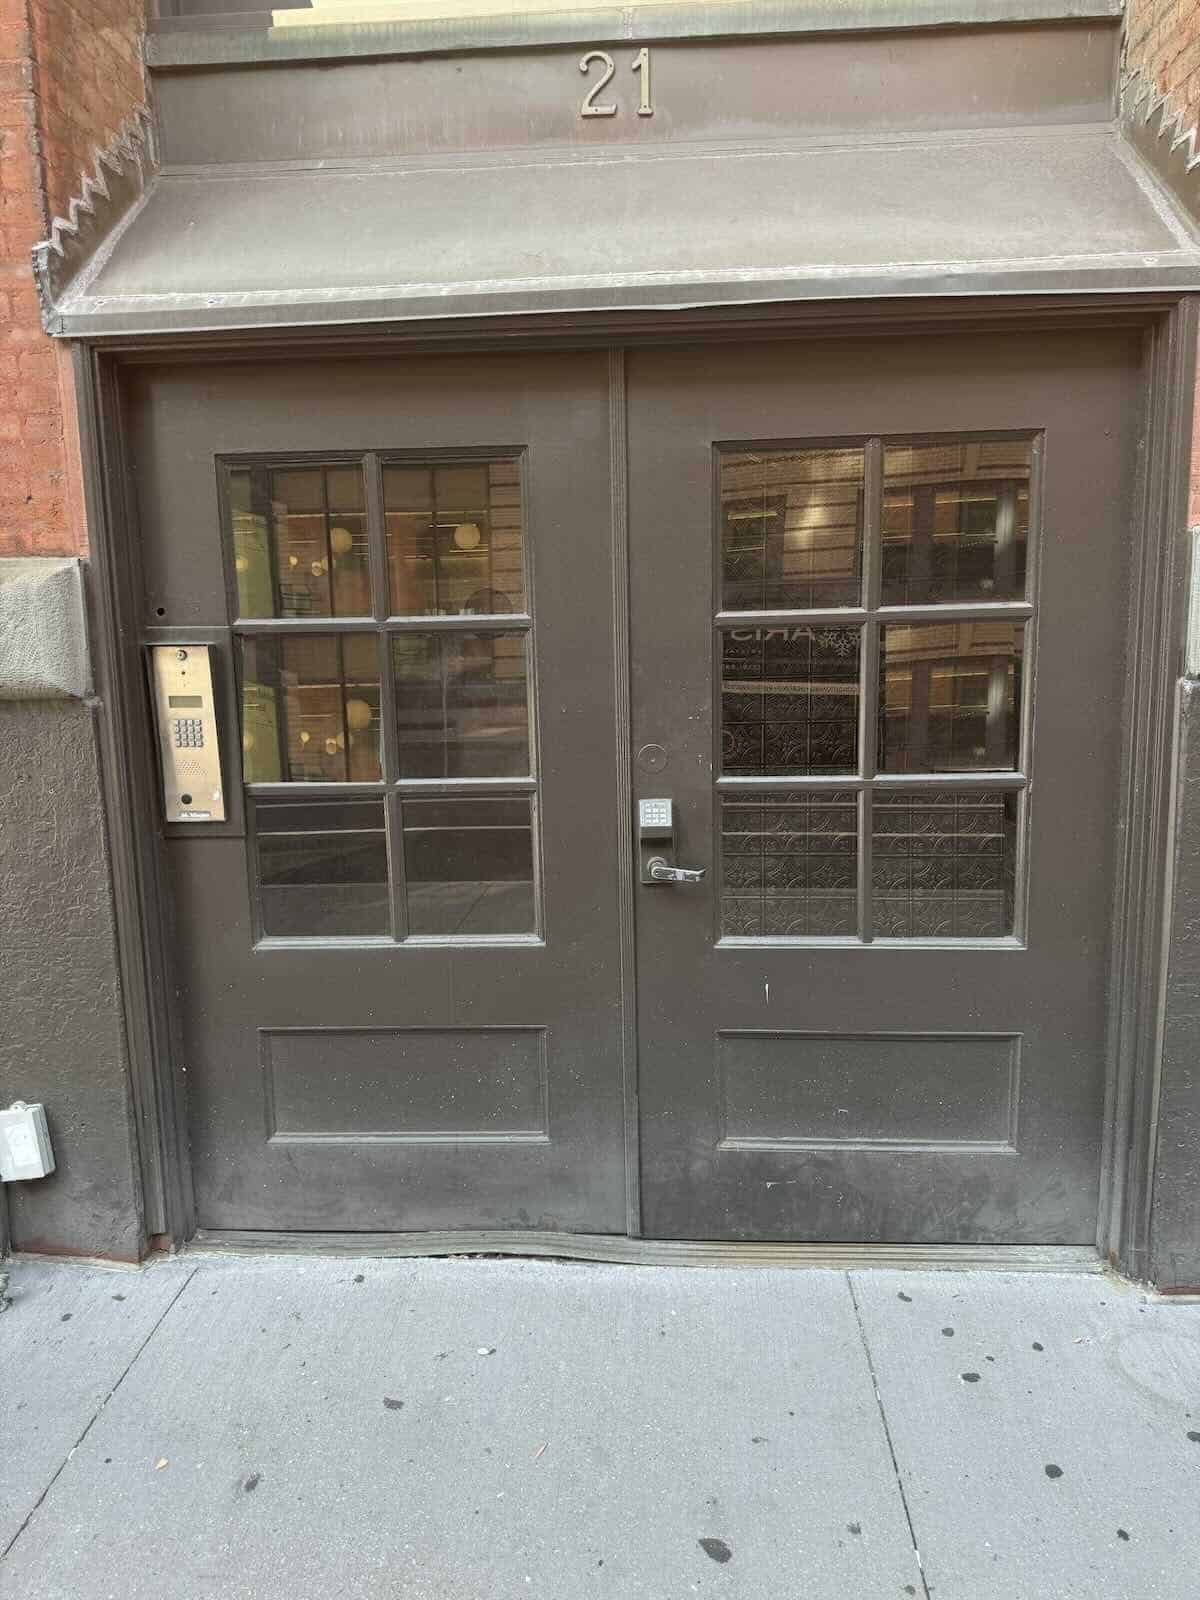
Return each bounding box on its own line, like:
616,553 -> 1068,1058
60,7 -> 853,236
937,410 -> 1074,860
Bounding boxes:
881,440 -> 1030,606
403,797 -> 535,936
722,625 -> 861,776
229,464 -> 370,619
392,632 -> 530,779
255,799 -> 389,937
385,459 -> 525,617
240,634 -> 381,783
872,790 -> 1017,938
720,447 -> 864,611
878,621 -> 1023,773
721,791 -> 858,937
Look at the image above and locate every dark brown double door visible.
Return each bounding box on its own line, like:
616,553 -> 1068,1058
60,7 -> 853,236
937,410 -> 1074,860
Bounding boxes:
129,329 -> 1140,1242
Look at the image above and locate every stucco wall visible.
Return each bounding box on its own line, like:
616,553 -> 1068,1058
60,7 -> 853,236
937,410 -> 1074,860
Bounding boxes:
1150,678 -> 1200,1292
0,696 -> 143,1259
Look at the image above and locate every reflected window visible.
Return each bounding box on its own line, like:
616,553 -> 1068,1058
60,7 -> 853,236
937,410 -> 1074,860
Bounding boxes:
240,634 -> 381,783
722,625 -> 861,776
878,621 -> 1023,773
882,441 -> 1030,607
392,631 -> 530,779
403,797 -> 535,936
720,447 -> 864,611
715,432 -> 1034,944
230,465 -> 370,619
255,799 -> 389,938
385,460 -> 526,617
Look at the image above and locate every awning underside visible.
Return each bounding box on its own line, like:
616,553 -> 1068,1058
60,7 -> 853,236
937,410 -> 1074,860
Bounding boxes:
51,125 -> 1200,335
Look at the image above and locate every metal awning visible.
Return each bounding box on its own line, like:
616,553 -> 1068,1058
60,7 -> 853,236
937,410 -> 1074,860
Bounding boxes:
45,123 -> 1200,337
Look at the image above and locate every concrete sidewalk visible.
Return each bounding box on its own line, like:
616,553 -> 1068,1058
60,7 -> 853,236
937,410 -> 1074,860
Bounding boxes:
1,1254 -> 1198,1599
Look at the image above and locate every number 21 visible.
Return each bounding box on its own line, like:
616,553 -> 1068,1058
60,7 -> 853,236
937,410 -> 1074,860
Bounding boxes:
579,48 -> 654,119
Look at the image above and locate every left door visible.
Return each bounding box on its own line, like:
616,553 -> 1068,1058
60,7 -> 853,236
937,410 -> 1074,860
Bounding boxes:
127,353 -> 628,1234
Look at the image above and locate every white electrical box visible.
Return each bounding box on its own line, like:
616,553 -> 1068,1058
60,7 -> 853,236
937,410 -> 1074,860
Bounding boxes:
0,1102 -> 56,1181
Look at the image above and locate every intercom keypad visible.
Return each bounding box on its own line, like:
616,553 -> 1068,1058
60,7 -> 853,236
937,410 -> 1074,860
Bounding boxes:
172,717 -> 205,749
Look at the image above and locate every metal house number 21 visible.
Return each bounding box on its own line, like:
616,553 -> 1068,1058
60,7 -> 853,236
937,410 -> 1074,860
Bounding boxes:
579,48 -> 653,118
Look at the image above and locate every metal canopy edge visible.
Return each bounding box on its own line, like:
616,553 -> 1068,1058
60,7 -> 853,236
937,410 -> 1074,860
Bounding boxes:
40,125 -> 1200,340
148,1 -> 1123,68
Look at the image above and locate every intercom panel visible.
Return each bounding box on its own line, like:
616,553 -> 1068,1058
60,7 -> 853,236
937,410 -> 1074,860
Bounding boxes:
150,644 -> 226,823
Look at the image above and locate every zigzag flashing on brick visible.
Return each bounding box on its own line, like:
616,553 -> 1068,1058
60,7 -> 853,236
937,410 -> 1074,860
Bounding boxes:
1121,67 -> 1200,231
32,107 -> 158,331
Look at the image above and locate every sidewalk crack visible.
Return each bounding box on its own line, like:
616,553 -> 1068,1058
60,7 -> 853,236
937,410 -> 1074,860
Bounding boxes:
847,1271 -> 931,1600
1,1265 -> 199,1565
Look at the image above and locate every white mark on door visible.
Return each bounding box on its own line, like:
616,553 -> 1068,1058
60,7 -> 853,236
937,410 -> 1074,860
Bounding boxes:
764,980 -> 770,1005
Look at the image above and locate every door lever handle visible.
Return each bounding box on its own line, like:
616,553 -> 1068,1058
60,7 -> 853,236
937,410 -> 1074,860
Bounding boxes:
646,856 -> 707,884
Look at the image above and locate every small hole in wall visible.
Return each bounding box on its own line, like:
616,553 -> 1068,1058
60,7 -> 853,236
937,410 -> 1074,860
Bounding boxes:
155,607 -> 166,618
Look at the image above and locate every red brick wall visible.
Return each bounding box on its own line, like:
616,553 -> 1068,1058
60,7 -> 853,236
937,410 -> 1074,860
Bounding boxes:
0,0 -> 144,558
1126,2 -> 1200,524
1126,1 -> 1200,133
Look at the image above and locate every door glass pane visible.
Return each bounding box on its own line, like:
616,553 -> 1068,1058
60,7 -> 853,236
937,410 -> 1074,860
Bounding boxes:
392,631 -> 530,778
402,797 -> 535,936
229,464 -> 370,619
720,447 -> 864,611
385,459 -> 526,617
872,790 -> 1017,938
878,621 -> 1023,773
721,790 -> 858,937
255,799 -> 389,938
721,625 -> 861,776
881,440 -> 1030,606
240,634 -> 381,783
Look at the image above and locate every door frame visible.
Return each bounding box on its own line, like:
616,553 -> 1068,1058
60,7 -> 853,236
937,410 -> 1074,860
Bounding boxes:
74,292 -> 1198,1275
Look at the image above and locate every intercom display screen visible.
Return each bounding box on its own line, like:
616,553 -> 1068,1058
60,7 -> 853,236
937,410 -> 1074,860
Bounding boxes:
168,694 -> 204,708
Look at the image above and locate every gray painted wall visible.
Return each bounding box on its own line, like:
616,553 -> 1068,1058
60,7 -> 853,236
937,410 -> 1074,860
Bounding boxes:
1150,678 -> 1200,1291
0,696 -> 143,1259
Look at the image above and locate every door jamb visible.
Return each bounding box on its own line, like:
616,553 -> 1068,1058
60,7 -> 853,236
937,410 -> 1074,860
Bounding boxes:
75,293 -> 1198,1271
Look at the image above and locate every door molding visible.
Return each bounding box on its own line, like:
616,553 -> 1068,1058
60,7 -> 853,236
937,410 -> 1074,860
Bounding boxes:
608,347 -> 641,1236
76,292 -> 1198,1271
1096,296 -> 1200,1279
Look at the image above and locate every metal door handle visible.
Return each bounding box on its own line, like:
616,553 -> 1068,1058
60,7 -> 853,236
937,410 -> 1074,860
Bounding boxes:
647,856 -> 707,884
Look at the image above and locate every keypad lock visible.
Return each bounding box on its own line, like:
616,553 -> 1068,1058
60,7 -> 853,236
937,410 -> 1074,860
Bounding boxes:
638,797 -> 707,886
150,645 -> 226,822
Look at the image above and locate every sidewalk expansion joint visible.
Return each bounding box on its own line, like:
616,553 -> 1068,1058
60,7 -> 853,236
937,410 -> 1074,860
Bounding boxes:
847,1271 -> 932,1600
0,1265 -> 199,1566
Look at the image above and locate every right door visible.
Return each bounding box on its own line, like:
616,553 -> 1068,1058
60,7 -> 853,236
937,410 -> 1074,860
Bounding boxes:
629,331 -> 1141,1243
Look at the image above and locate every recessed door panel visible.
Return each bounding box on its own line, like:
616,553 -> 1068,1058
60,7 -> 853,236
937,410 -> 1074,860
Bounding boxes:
628,332 -> 1140,1242
129,353 -> 626,1233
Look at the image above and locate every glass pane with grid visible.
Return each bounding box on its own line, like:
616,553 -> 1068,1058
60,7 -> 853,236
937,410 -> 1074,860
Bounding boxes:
229,464 -> 371,620
384,459 -> 526,617
715,435 -> 1033,944
720,447 -> 865,610
721,625 -> 861,777
721,790 -> 858,938
225,452 -> 539,943
881,441 -> 1030,607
